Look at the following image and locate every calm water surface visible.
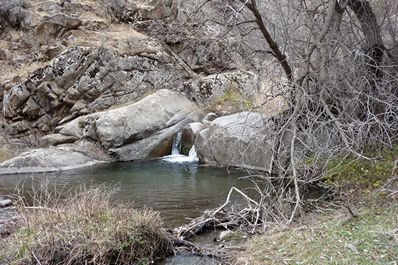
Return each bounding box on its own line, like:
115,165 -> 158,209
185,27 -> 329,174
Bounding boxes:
0,158 -> 255,226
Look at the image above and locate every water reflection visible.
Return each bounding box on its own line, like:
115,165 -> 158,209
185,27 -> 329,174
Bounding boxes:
0,159 -> 255,226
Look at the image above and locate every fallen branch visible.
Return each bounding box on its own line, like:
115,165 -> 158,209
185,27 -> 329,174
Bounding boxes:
174,187 -> 262,240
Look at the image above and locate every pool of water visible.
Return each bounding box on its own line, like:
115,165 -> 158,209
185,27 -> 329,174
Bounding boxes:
0,157 -> 255,226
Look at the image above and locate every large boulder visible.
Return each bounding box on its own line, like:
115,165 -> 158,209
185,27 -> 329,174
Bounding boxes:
55,89 -> 202,160
0,89 -> 202,173
0,147 -> 104,175
195,112 -> 290,172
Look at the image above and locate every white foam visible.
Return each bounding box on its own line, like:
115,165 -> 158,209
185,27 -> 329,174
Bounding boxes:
162,146 -> 199,163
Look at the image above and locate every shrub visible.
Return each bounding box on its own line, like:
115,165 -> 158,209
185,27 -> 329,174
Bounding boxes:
0,187 -> 172,264
207,86 -> 254,113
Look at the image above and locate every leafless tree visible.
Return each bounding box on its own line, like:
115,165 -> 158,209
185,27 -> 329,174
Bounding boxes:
179,0 -> 398,227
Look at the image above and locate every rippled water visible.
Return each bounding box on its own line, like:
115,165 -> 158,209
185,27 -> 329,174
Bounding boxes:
0,158 -> 255,226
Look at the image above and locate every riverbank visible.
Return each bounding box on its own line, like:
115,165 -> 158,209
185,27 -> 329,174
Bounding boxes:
1,185 -> 397,264
236,199 -> 398,265
0,188 -> 173,264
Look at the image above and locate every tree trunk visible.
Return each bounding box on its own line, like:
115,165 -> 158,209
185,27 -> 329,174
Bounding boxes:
346,0 -> 384,76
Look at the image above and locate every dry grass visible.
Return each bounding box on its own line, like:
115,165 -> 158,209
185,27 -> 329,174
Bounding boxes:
237,201 -> 398,265
0,187 -> 172,264
0,146 -> 13,162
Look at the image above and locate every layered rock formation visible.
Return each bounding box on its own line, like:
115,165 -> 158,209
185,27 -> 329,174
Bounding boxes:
3,44 -> 190,136
0,0 -> 282,174
0,89 -> 202,173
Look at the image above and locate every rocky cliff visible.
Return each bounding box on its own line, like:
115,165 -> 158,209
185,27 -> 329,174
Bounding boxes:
0,0 -> 284,173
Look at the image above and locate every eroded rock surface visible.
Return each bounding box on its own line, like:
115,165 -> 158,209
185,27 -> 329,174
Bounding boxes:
0,89 -> 203,173
195,112 -> 289,172
186,71 -> 258,110
3,45 -> 189,136
56,89 -> 202,149
0,147 -> 104,174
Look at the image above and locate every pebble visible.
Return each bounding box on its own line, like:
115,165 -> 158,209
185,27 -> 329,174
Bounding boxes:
345,243 -> 359,253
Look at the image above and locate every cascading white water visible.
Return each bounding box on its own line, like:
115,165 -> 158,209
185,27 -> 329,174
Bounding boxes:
188,145 -> 198,161
163,131 -> 199,163
171,131 -> 182,155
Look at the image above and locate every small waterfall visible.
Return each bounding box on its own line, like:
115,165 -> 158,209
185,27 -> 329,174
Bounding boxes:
162,131 -> 199,163
188,145 -> 199,161
171,131 -> 182,155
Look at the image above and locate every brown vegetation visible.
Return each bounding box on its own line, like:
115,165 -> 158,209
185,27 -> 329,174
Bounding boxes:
0,187 -> 173,265
180,0 -> 398,225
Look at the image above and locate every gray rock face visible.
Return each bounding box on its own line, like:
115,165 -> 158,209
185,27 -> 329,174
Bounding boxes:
53,89 -> 202,161
142,21 -> 240,74
181,122 -> 205,155
2,45 -> 189,136
57,89 -> 201,146
185,70 -> 258,109
0,147 -> 104,174
0,199 -> 12,207
0,90 -> 202,173
106,0 -> 178,24
39,133 -> 79,147
0,0 -> 32,34
195,112 -> 288,172
36,14 -> 82,39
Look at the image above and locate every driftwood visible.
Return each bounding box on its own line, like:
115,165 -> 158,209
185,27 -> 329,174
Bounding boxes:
174,187 -> 262,240
160,187 -> 262,260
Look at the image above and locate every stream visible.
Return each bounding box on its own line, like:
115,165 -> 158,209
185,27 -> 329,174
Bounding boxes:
0,134 -> 258,264
0,157 -> 255,226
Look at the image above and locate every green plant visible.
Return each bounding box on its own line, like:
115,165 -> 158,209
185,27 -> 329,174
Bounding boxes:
324,148 -> 398,193
207,86 -> 254,113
